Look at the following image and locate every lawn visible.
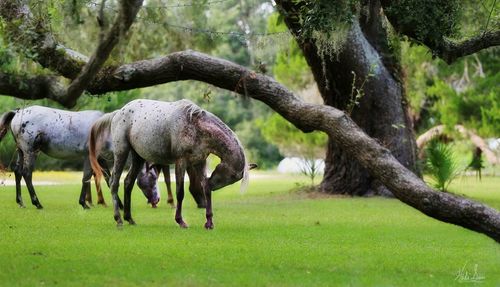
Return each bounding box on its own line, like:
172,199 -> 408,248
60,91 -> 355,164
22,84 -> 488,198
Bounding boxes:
0,172 -> 499,286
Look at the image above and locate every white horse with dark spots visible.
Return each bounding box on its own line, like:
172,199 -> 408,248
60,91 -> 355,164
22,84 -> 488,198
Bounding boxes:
0,106 -> 112,209
89,99 -> 252,229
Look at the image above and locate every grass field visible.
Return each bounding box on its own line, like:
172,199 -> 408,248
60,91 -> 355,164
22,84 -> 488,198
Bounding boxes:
0,172 -> 499,286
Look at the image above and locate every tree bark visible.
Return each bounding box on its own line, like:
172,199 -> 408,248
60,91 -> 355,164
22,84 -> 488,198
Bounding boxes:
277,0 -> 418,196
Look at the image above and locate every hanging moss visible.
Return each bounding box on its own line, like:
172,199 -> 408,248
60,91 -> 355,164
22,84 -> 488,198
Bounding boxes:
384,0 -> 462,46
297,0 -> 358,58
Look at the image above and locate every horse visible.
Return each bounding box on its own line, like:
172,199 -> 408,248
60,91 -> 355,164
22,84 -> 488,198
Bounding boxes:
0,106 -> 112,209
89,99 -> 251,229
137,163 -> 209,209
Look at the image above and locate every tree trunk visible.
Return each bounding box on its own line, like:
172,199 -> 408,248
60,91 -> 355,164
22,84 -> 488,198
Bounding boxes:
279,1 -> 418,196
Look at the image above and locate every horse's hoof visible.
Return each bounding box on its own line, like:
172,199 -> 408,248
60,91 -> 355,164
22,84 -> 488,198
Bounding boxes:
116,222 -> 123,229
178,222 -> 188,229
125,217 -> 136,225
98,202 -> 107,207
81,204 -> 90,210
204,222 -> 214,230
36,204 -> 43,209
114,215 -> 123,226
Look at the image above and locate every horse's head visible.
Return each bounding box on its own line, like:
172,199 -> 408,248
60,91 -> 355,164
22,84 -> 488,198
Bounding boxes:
137,163 -> 161,208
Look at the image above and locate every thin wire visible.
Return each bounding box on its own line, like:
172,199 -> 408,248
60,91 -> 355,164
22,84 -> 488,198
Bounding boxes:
483,0 -> 497,33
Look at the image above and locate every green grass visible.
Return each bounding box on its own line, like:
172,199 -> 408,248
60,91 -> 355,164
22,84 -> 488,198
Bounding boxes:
0,172 -> 499,286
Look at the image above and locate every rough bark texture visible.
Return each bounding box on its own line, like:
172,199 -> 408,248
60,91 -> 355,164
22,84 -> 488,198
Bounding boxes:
1,0 -> 500,242
277,0 -> 418,196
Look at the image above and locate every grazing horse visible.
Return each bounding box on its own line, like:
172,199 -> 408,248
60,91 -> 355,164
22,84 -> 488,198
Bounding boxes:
137,163 -> 208,209
0,106 -> 111,209
89,99 -> 250,229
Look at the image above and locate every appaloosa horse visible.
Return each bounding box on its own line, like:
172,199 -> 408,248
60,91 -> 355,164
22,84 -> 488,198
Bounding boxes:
89,99 -> 250,229
0,106 -> 111,209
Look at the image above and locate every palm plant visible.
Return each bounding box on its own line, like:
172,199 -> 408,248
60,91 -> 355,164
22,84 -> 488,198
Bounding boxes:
425,140 -> 461,192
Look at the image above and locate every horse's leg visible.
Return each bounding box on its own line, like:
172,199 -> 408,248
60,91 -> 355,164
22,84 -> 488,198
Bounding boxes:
186,165 -> 207,209
79,159 -> 92,209
123,151 -> 144,225
102,159 -> 122,209
192,162 -> 213,230
85,186 -> 93,206
96,158 -> 109,206
174,160 -> 188,228
110,153 -> 128,226
21,152 -> 42,209
13,150 -> 24,208
162,165 -> 175,208
94,176 -> 107,207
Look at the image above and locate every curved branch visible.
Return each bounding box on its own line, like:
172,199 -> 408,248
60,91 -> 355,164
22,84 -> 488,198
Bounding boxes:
0,71 -> 66,102
435,31 -> 500,64
379,0 -> 500,64
87,51 -> 500,241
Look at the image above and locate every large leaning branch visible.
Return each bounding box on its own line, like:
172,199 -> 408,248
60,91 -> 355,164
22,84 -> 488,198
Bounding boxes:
9,50 -> 500,241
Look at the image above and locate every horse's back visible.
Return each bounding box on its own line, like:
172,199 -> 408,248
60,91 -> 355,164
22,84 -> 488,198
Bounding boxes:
112,99 -> 201,165
11,106 -> 104,158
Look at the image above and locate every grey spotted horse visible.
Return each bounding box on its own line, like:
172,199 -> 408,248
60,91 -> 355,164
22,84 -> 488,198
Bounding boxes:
89,99 -> 254,229
0,106 -> 112,209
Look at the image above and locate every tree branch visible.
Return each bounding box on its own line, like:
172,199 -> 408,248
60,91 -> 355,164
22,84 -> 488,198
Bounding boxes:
379,0 -> 500,64
435,31 -> 500,64
64,0 -> 143,107
0,0 -> 88,79
0,71 -> 66,103
36,50 -> 500,241
0,0 -> 143,107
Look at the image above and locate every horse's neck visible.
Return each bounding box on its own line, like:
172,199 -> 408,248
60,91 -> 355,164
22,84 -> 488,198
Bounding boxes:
198,116 -> 244,165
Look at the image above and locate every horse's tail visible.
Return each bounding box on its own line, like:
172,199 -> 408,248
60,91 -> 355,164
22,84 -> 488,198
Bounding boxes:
0,111 -> 16,143
240,157 -> 250,193
89,111 -> 117,186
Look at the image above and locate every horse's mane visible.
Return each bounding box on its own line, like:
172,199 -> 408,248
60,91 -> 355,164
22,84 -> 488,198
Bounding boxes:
182,101 -> 205,122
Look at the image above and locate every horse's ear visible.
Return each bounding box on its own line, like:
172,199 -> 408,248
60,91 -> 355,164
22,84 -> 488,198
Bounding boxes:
153,164 -> 161,174
248,163 -> 258,170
